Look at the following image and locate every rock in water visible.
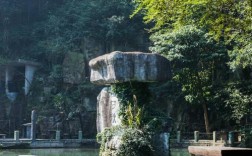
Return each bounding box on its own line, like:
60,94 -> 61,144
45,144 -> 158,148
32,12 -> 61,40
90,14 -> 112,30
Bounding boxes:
89,51 -> 171,85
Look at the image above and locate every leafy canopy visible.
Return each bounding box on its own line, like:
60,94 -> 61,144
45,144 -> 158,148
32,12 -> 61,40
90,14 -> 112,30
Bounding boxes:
133,0 -> 252,68
151,25 -> 227,104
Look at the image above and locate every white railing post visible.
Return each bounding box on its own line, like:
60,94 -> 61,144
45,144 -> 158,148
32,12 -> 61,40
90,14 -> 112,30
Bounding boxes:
194,131 -> 199,142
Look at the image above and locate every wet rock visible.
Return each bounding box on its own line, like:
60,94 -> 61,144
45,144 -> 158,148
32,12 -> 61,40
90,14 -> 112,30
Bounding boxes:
89,51 -> 171,85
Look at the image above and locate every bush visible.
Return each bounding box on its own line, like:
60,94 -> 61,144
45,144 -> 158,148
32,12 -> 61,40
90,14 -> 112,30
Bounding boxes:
117,127 -> 154,156
97,126 -> 154,156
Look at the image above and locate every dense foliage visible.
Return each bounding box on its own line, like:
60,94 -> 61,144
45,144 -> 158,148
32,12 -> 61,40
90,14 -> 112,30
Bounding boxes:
0,0 -> 149,137
133,0 -> 252,68
117,127 -> 154,156
0,0 -> 251,147
111,82 -> 170,129
150,25 -> 227,132
36,0 -> 148,62
133,0 -> 252,134
111,82 -> 151,126
97,126 -> 154,156
96,83 -> 170,155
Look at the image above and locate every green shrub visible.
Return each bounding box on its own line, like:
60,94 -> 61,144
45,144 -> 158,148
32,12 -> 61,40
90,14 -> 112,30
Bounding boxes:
240,129 -> 252,148
117,127 -> 154,156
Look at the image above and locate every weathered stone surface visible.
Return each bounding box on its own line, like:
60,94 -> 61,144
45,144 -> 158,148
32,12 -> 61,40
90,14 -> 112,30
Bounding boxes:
97,87 -> 121,133
63,52 -> 85,84
89,51 -> 171,85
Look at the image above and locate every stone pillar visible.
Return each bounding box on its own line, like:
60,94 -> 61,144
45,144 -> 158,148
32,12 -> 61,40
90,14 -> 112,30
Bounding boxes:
162,133 -> 170,156
228,131 -> 234,145
111,95 -> 121,126
177,131 -> 181,143
213,131 -> 216,145
89,51 -> 172,156
238,134 -> 242,142
24,65 -> 37,95
31,110 -> 36,141
14,130 -> 19,141
78,130 -> 83,140
97,87 -> 121,133
152,133 -> 170,156
56,130 -> 61,141
5,66 -> 18,101
5,66 -> 14,94
194,131 -> 199,142
220,131 -> 227,143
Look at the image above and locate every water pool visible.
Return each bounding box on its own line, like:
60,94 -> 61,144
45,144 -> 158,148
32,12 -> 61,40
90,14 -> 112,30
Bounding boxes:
0,148 -> 99,156
171,148 -> 190,156
0,148 -> 189,156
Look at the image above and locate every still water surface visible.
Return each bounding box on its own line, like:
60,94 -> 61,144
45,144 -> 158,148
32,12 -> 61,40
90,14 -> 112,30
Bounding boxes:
0,148 -> 189,156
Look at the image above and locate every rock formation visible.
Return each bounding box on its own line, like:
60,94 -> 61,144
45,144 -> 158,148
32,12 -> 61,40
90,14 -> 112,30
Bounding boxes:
89,51 -> 171,85
96,87 -> 121,133
90,51 -> 172,156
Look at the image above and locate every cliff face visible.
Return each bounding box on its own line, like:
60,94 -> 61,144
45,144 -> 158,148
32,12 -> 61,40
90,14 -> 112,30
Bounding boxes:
0,34 -> 150,138
62,52 -> 86,84
0,39 -> 198,139
0,61 -> 39,135
0,0 -> 153,138
33,44 -> 104,138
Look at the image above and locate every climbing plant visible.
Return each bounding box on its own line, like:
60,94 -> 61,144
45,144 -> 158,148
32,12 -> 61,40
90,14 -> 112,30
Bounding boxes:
111,81 -> 171,130
111,82 -> 151,126
96,81 -> 171,156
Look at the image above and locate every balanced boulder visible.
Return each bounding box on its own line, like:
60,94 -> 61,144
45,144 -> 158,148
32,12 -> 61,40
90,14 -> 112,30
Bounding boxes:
89,51 -> 171,85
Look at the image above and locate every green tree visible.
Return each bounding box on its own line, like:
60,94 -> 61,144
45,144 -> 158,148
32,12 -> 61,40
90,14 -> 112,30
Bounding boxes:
150,25 -> 227,132
34,0 -> 148,63
0,0 -> 63,60
223,81 -> 252,121
225,89 -> 251,120
133,0 -> 252,69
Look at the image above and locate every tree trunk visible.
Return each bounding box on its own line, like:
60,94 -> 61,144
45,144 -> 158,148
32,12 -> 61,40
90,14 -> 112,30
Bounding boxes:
78,113 -> 84,133
202,103 -> 210,133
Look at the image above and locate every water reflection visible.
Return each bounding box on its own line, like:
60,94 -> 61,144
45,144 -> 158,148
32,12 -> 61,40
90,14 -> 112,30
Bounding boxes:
171,148 -> 190,156
0,148 -> 188,156
0,148 -> 99,156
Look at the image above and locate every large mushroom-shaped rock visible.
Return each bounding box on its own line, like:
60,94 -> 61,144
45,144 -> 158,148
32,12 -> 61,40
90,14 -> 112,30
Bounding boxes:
89,51 -> 171,85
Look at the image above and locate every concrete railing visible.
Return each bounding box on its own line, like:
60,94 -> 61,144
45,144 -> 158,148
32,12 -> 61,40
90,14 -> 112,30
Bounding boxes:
0,130 -> 84,142
171,130 -> 241,147
0,130 -> 241,147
